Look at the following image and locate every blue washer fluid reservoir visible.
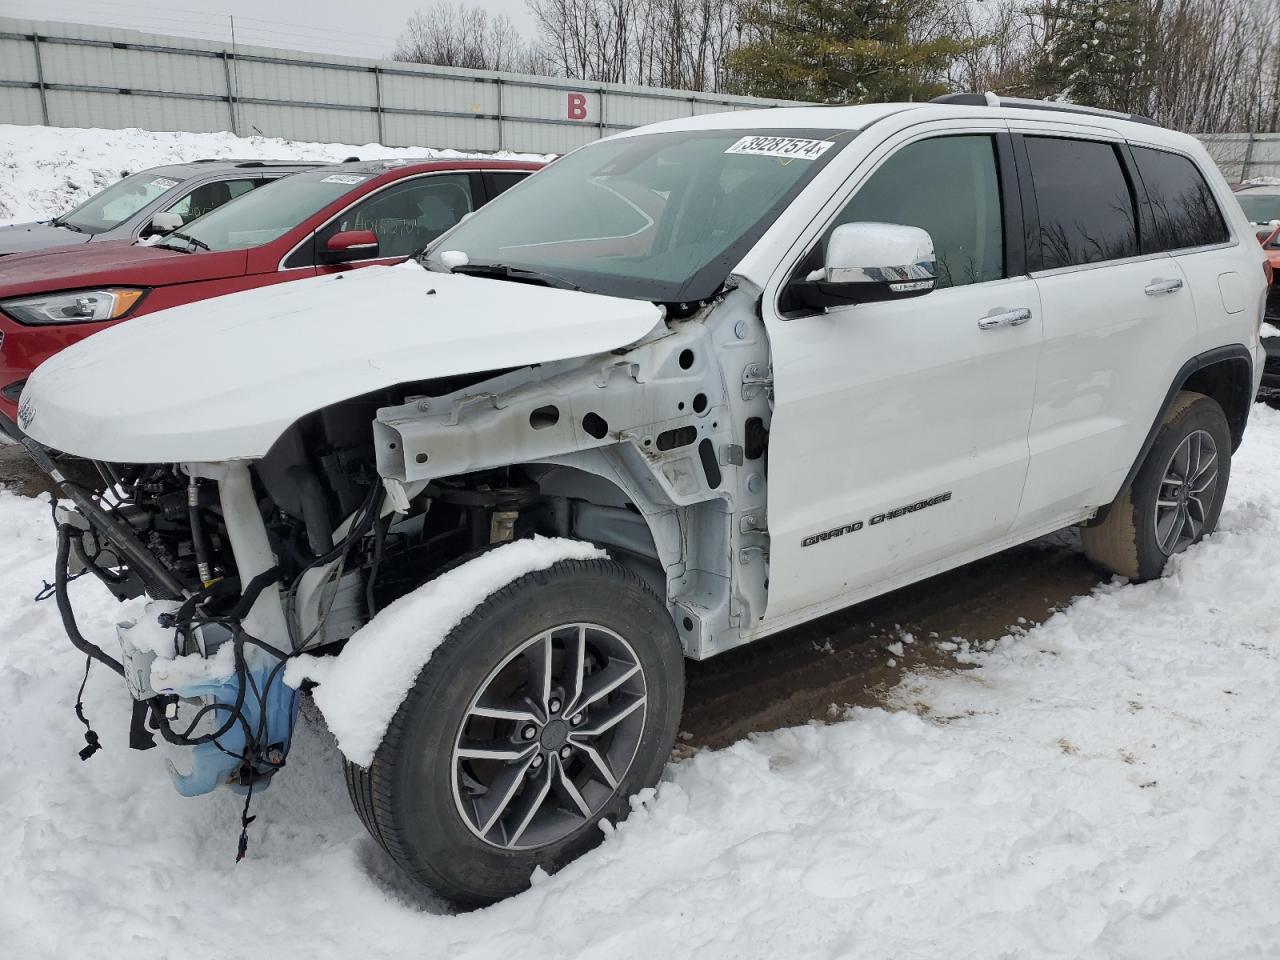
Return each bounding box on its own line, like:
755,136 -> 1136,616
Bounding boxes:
163,650 -> 300,798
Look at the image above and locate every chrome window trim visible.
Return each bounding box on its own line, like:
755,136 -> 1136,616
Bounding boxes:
1170,239 -> 1241,256
1029,249 -> 1173,280
276,171 -> 476,272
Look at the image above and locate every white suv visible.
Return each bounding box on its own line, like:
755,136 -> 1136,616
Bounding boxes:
19,95 -> 1268,904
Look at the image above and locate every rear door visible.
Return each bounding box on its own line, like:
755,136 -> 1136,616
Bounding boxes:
1127,143 -> 1257,353
1012,130 -> 1200,530
762,127 -> 1043,622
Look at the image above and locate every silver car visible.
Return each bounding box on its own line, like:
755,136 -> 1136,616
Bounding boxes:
0,159 -> 325,257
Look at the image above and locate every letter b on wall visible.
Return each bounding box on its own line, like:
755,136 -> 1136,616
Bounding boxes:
567,92 -> 588,121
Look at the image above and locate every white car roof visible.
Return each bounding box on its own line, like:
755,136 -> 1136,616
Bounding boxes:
616,101 -> 1196,151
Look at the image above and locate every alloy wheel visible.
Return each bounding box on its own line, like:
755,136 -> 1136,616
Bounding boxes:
1154,428 -> 1219,556
451,623 -> 648,850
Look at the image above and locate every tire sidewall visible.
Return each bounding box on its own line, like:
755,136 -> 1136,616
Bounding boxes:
1129,394 -> 1232,580
377,559 -> 683,904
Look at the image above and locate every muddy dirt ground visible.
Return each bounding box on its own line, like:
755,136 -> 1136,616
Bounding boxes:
680,530 -> 1101,750
2,440 -> 1105,752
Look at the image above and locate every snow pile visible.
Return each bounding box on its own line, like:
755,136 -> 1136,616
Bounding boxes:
0,124 -> 547,225
4,410 -> 1280,956
286,537 -> 606,767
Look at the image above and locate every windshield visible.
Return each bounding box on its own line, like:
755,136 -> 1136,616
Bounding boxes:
57,171 -> 185,234
156,170 -> 371,253
1238,193 -> 1280,224
426,128 -> 856,301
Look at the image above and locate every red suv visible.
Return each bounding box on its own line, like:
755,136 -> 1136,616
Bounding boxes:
0,158 -> 541,439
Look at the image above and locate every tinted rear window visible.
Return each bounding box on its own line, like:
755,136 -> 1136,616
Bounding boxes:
1131,146 -> 1229,251
1025,137 -> 1138,270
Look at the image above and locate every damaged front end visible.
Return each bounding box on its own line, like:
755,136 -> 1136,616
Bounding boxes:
25,440 -> 355,800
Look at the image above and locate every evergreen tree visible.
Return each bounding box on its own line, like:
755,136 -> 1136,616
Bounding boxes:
726,0 -> 974,103
1031,0 -> 1148,112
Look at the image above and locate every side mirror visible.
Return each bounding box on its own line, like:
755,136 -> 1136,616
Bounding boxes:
321,229 -> 379,264
144,210 -> 184,237
793,222 -> 937,310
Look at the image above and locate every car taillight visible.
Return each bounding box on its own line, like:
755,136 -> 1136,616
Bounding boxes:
1266,260 -> 1274,286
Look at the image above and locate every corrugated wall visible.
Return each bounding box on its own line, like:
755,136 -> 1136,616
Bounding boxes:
2,17 -> 1274,175
1199,134 -> 1280,182
0,17 -> 802,154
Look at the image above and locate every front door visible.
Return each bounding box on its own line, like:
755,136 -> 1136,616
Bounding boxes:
762,131 -> 1042,623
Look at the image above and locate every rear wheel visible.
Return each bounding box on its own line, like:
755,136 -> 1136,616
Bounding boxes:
1081,391 -> 1231,581
345,556 -> 684,905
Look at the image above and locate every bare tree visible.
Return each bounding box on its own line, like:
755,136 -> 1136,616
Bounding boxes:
527,0 -> 743,89
393,2 -> 542,73
390,0 -> 1280,133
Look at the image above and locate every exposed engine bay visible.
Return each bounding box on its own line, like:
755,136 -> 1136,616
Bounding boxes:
27,282 -> 776,813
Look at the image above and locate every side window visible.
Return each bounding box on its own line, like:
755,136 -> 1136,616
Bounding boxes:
317,174 -> 474,260
1131,146 -> 1230,251
825,135 -> 1004,289
1024,137 -> 1138,270
164,178 -> 257,223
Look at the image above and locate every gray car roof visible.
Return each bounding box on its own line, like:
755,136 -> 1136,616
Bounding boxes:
140,159 -> 327,179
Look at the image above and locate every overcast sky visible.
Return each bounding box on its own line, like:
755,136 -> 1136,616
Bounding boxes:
4,0 -> 537,59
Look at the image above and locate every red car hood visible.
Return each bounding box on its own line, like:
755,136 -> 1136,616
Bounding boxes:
0,240 -> 248,296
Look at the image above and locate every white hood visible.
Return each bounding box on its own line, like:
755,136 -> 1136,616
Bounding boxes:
21,262 -> 663,463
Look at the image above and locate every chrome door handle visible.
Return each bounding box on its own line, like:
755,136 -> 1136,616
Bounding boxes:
1144,278 -> 1184,296
977,307 -> 1032,330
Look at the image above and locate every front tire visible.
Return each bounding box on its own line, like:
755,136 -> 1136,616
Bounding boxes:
345,556 -> 684,906
1081,391 -> 1231,581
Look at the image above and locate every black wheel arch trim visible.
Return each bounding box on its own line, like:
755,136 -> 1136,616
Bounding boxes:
1085,343 -> 1254,527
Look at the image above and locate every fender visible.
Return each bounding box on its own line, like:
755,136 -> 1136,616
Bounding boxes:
1086,343 -> 1255,526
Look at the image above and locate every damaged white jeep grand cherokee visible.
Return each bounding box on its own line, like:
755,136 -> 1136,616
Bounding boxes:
19,95 -> 1268,904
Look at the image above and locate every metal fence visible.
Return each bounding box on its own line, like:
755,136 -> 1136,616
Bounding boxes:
0,17 -> 799,155
3,17 -> 1277,176
1197,134 -> 1280,183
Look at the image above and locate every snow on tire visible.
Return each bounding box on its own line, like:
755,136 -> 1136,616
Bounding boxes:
345,557 -> 685,906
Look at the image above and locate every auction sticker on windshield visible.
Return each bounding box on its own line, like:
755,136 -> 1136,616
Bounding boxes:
321,174 -> 368,185
150,177 -> 179,189
725,136 -> 834,160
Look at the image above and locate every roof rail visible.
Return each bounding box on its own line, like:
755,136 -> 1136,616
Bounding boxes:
931,92 -> 1159,127
232,160 -> 325,168
188,158 -> 324,167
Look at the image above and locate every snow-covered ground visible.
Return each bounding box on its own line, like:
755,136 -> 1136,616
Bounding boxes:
3,402 -> 1280,956
0,124 -> 546,225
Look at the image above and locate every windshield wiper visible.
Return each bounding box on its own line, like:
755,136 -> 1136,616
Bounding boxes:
50,217 -> 85,233
451,262 -> 580,291
163,231 -> 211,253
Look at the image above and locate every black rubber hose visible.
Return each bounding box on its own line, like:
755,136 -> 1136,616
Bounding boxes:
23,438 -> 186,601
187,478 -> 215,586
55,524 -> 125,678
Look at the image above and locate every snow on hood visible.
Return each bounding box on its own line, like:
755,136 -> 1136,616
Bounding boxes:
20,261 -> 664,463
